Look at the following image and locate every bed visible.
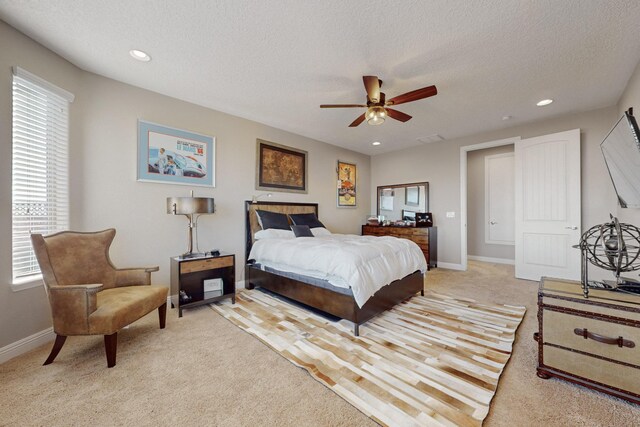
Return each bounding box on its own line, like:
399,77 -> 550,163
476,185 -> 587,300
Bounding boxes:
244,201 -> 425,335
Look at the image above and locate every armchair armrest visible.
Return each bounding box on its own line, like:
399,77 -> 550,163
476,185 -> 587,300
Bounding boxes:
47,284 -> 103,335
115,266 -> 159,287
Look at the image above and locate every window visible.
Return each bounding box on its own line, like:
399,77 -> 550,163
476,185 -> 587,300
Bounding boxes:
12,67 -> 74,281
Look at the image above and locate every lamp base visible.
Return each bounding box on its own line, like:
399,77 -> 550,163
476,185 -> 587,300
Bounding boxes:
179,252 -> 207,260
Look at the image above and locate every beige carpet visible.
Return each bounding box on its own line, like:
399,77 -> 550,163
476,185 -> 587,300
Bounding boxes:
211,289 -> 526,426
1,261 -> 639,426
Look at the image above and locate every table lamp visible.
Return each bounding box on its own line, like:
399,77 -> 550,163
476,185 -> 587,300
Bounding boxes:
167,190 -> 215,258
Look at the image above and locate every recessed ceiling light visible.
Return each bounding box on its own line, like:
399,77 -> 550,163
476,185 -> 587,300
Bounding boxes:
129,49 -> 151,62
536,99 -> 553,107
502,115 -> 512,121
372,141 -> 381,146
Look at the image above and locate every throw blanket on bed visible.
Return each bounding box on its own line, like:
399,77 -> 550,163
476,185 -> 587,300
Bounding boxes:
249,234 -> 427,307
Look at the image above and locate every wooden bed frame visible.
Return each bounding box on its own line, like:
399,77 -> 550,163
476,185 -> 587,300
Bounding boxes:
244,201 -> 424,336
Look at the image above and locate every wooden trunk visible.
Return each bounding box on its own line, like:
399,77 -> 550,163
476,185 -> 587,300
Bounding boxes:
536,277 -> 640,404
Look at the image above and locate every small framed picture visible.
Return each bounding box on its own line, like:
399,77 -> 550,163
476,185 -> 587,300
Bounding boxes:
402,210 -> 416,220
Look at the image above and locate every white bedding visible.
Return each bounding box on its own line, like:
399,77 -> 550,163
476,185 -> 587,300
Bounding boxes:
248,234 -> 427,307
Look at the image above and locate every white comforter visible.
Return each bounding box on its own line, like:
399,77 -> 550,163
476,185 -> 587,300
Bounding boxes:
249,234 -> 427,307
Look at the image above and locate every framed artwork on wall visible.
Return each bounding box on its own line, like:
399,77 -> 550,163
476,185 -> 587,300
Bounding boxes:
137,120 -> 215,187
405,186 -> 420,206
337,160 -> 357,207
255,139 -> 308,193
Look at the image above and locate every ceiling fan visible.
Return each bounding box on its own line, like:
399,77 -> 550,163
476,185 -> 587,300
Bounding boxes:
320,76 -> 437,127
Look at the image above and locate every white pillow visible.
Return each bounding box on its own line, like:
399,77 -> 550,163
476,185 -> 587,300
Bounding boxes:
254,229 -> 295,240
311,227 -> 332,237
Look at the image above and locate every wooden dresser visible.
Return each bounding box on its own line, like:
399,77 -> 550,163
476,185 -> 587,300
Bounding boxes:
535,277 -> 640,404
362,225 -> 437,270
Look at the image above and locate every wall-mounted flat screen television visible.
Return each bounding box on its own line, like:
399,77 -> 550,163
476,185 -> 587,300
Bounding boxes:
601,108 -> 640,208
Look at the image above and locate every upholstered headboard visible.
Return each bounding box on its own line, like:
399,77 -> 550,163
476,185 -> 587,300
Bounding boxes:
244,201 -> 318,261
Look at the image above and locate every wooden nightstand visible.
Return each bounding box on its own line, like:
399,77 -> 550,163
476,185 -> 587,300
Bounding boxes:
170,252 -> 235,317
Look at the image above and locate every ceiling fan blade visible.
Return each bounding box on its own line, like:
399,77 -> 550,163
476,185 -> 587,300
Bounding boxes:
320,104 -> 367,108
386,108 -> 412,122
363,76 -> 381,103
387,85 -> 437,106
349,113 -> 366,127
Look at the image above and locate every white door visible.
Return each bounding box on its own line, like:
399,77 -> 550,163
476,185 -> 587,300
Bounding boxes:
515,129 -> 581,281
485,153 -> 515,245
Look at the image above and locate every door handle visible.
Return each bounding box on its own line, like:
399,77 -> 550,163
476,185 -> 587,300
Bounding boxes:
565,226 -> 578,230
489,221 -> 497,225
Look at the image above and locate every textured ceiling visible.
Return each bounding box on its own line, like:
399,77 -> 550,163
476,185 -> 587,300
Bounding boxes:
1,0 -> 640,155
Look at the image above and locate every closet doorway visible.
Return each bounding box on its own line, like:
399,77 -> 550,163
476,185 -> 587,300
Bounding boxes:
466,145 -> 516,265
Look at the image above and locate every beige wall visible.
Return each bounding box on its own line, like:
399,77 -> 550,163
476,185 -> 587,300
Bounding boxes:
466,145 -> 515,260
372,106 -> 619,267
74,73 -> 371,281
0,22 -> 84,347
0,21 -> 371,348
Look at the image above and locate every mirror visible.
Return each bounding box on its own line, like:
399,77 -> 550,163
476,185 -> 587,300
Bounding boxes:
377,182 -> 429,222
601,110 -> 640,208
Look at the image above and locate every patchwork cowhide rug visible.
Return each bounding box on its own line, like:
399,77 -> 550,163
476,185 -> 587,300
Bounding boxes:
211,289 -> 526,426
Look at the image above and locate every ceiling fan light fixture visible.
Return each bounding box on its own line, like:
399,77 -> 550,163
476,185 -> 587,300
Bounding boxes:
366,106 -> 386,125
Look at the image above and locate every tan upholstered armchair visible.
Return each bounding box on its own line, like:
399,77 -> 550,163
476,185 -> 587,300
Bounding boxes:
31,229 -> 168,368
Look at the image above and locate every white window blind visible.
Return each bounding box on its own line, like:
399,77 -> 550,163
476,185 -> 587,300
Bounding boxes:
12,67 -> 73,280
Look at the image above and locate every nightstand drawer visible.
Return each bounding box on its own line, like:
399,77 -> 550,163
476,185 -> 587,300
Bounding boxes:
181,256 -> 233,274
543,345 -> 640,395
543,309 -> 640,366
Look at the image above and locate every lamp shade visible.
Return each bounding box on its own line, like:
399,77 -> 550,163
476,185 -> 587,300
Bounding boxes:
167,197 -> 215,215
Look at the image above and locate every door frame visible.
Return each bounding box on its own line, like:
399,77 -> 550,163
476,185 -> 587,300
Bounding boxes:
460,136 -> 520,271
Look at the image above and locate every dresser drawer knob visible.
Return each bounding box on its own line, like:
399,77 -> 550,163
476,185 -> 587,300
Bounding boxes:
573,328 -> 635,348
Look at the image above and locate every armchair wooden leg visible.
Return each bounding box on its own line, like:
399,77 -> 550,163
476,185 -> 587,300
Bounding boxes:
158,302 -> 167,329
104,333 -> 118,368
43,334 -> 67,366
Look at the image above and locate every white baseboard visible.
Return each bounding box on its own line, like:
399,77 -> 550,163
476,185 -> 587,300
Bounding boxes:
0,327 -> 54,365
437,262 -> 465,271
468,255 -> 515,265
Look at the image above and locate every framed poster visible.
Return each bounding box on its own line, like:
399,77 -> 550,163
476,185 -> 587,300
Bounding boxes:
137,120 -> 215,187
405,186 -> 420,206
256,139 -> 307,193
337,160 -> 357,207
